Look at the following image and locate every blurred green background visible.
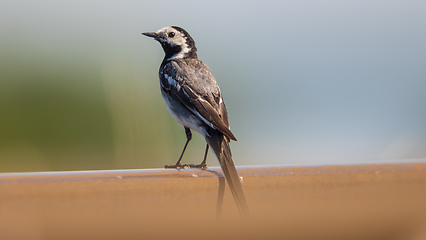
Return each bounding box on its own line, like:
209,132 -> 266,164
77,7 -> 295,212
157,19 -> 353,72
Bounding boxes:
1,1 -> 426,172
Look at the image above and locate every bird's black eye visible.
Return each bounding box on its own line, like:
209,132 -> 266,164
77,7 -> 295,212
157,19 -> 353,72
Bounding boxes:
168,32 -> 175,38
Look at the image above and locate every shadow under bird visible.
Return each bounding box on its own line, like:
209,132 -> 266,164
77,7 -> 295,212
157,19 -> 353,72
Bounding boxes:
142,26 -> 249,217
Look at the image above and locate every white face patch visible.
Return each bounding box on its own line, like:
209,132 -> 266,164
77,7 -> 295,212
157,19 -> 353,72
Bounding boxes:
155,26 -> 192,60
174,44 -> 191,60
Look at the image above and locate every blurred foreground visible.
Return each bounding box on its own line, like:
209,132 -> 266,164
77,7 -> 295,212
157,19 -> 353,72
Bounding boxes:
1,163 -> 425,240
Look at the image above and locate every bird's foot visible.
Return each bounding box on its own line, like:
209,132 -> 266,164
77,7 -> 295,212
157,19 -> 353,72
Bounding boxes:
165,163 -> 189,169
186,163 -> 208,170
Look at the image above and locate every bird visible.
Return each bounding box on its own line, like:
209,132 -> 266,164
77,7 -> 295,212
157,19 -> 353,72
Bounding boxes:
142,26 -> 249,217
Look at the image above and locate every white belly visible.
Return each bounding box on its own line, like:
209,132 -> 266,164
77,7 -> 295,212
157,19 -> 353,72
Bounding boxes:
161,89 -> 209,138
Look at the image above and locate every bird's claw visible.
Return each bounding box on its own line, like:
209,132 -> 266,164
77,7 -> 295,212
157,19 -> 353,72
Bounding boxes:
186,163 -> 208,170
165,163 -> 208,170
165,164 -> 189,169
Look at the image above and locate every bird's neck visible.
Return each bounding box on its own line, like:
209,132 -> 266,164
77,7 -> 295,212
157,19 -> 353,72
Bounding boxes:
160,44 -> 198,67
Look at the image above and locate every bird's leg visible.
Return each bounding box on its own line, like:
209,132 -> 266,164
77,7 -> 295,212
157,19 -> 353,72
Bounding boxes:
188,144 -> 209,169
165,127 -> 192,169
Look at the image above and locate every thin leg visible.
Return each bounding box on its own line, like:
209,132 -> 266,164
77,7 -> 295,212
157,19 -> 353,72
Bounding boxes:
188,144 -> 209,169
165,127 -> 192,169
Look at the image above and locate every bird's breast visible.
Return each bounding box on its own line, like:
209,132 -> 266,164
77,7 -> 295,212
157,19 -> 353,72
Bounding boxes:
160,89 -> 209,138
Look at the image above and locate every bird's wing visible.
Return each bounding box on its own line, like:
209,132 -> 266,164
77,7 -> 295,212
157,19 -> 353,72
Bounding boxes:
160,59 -> 237,141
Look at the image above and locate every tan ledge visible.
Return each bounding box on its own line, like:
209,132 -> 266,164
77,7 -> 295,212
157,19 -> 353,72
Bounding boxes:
1,162 -> 426,240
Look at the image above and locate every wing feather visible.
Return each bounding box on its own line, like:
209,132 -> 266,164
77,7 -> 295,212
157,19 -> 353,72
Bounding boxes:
161,59 -> 237,141
182,85 -> 237,140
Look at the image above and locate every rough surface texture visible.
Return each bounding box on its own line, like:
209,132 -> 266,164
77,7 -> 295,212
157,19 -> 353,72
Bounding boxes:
1,163 -> 426,240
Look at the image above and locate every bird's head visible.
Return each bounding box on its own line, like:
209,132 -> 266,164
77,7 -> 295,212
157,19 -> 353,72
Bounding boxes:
142,26 -> 197,60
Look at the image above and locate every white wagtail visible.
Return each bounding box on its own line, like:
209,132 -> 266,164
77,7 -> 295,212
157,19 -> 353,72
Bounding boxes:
142,26 -> 249,217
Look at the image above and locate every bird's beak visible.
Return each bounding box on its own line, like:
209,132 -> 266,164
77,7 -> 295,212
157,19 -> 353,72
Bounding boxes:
142,32 -> 158,38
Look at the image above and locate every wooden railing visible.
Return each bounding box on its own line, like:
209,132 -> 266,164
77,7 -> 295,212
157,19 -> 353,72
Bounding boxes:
1,162 -> 426,240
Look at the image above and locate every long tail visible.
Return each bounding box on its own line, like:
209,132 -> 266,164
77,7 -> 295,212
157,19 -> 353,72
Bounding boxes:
205,130 -> 250,218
